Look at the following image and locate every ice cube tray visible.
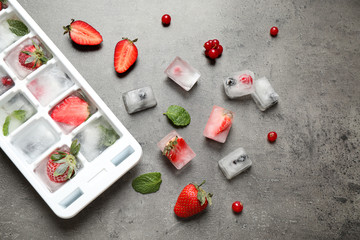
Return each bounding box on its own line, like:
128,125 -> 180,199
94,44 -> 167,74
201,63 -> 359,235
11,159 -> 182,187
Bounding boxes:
0,0 -> 142,219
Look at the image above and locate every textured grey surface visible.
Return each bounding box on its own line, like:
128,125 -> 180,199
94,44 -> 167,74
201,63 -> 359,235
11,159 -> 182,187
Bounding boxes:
1,0 -> 360,239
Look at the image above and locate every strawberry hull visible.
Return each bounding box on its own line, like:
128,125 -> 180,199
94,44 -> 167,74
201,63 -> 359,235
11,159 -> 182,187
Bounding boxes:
0,0 -> 142,219
157,130 -> 196,170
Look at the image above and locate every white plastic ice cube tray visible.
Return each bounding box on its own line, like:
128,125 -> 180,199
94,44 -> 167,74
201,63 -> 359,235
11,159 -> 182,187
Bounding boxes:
0,0 -> 142,218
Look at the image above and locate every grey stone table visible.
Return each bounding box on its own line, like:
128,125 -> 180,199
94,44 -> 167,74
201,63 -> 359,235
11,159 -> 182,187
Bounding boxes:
1,0 -> 359,239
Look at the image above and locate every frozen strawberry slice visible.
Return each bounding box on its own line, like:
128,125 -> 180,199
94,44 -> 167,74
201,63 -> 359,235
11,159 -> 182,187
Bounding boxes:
163,136 -> 186,162
216,110 -> 233,134
51,96 -> 90,126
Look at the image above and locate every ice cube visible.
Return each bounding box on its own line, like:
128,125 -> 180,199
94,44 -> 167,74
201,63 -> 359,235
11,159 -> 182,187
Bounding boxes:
251,77 -> 279,111
4,37 -> 53,80
12,118 -> 60,164
164,56 -> 200,91
0,67 -> 15,95
224,70 -> 255,98
203,105 -> 233,143
0,92 -> 36,135
49,90 -> 97,134
122,86 -> 157,114
218,147 -> 252,180
34,144 -> 82,192
157,130 -> 196,170
0,16 -> 26,52
27,66 -> 75,106
73,117 -> 120,162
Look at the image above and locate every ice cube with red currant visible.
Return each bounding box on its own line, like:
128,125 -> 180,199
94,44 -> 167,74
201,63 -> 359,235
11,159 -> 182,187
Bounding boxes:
218,147 -> 252,180
164,56 -> 201,91
251,77 -> 279,111
4,37 -> 52,80
224,70 -> 255,99
0,67 -> 14,96
157,130 -> 196,170
203,105 -> 234,143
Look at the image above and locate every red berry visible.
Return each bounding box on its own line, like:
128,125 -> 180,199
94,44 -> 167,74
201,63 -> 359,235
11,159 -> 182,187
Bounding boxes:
161,14 -> 171,25
204,41 -> 212,51
270,26 -> 279,37
212,39 -> 219,48
208,40 -> 213,47
232,201 -> 243,213
215,45 -> 223,56
208,49 -> 218,59
1,76 -> 13,86
267,131 -> 277,142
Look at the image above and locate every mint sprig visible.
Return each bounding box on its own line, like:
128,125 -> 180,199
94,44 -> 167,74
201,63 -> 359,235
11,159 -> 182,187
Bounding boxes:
99,125 -> 119,147
7,19 -> 29,37
163,105 -> 191,127
132,172 -> 162,194
2,110 -> 27,136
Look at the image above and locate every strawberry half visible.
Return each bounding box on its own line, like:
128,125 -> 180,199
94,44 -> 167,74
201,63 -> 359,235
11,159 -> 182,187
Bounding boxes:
174,181 -> 213,218
19,42 -> 48,69
216,110 -> 233,134
163,136 -> 186,162
50,96 -> 90,126
114,38 -> 138,73
63,19 -> 103,45
47,140 -> 81,183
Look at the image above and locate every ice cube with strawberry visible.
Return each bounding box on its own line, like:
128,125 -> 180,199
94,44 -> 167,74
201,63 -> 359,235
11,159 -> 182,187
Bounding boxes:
224,70 -> 255,99
4,37 -> 52,80
50,93 -> 93,133
157,130 -> 196,170
47,140 -> 81,183
203,105 -> 234,143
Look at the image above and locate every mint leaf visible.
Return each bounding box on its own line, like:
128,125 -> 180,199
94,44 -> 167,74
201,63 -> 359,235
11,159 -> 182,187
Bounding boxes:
2,110 -> 27,136
12,110 -> 26,121
99,125 -> 119,147
163,105 -> 191,127
2,116 -> 11,136
132,172 -> 162,194
7,19 -> 29,37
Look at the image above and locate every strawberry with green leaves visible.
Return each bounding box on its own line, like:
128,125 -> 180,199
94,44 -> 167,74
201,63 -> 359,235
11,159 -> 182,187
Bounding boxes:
19,41 -> 48,69
63,19 -> 103,45
47,140 -> 80,183
174,181 -> 213,218
163,136 -> 186,163
50,95 -> 90,126
114,38 -> 138,73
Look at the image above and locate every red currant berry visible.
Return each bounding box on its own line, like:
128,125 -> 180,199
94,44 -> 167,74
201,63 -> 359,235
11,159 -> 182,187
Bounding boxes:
267,131 -> 277,142
161,14 -> 171,25
232,201 -> 243,213
270,26 -> 278,37
215,45 -> 223,56
212,39 -> 220,48
1,76 -> 13,86
208,49 -> 218,59
204,41 -> 212,51
208,40 -> 213,47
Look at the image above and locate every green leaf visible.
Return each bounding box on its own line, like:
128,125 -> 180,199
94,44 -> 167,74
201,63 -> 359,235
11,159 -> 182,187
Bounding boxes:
25,56 -> 35,64
132,172 -> 162,194
70,139 -> 80,156
163,105 -> 191,127
7,19 -> 29,37
12,110 -> 26,122
99,125 -> 119,147
2,116 -> 11,136
54,163 -> 68,176
51,153 -> 66,161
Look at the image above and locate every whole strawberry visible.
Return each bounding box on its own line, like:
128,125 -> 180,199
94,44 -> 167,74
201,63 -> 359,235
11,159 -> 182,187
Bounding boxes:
19,42 -> 48,69
174,181 -> 213,218
114,38 -> 138,73
47,140 -> 81,183
63,19 -> 103,45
